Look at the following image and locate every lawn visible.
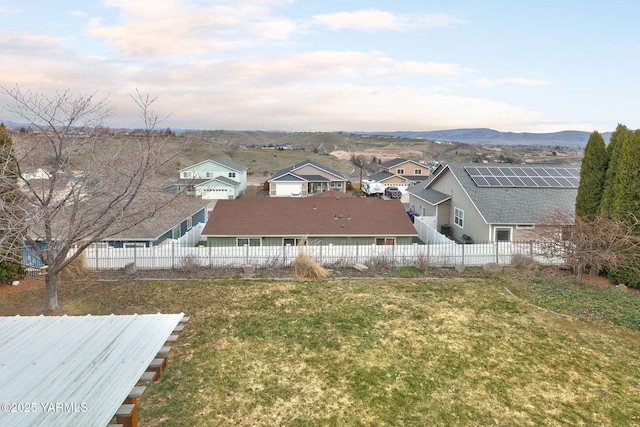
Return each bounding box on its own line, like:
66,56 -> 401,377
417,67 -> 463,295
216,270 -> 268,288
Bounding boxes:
2,272 -> 640,426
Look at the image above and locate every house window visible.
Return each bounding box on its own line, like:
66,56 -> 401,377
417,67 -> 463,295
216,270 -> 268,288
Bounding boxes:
124,242 -> 146,248
454,207 -> 464,228
329,181 -> 343,188
396,168 -> 405,175
183,171 -> 192,178
237,238 -> 261,246
186,217 -> 193,230
229,172 -> 236,178
283,238 -> 305,246
206,172 -> 213,178
516,224 -> 535,229
495,228 -> 512,242
414,169 -> 422,175
172,226 -> 180,239
375,238 -> 395,245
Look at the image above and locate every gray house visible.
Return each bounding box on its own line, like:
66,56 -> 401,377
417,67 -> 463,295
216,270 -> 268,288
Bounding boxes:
177,158 -> 247,199
407,163 -> 580,242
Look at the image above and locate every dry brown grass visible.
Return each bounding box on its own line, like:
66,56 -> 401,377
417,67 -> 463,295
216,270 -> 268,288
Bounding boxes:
292,253 -> 328,280
510,253 -> 541,271
59,251 -> 89,279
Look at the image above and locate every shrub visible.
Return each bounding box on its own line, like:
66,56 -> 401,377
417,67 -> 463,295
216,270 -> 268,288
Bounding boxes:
0,261 -> 25,284
292,253 -> 327,280
60,252 -> 89,279
510,254 -> 540,271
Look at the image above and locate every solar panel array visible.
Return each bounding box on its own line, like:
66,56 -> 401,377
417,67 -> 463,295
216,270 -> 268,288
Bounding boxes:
464,166 -> 579,188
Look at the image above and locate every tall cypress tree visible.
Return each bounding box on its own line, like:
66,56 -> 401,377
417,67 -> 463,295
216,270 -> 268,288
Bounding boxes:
575,131 -> 608,220
610,129 -> 640,219
600,124 -> 630,215
0,123 -> 24,283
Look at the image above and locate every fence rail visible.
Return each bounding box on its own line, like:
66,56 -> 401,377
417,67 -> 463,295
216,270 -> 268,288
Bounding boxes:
67,241 -> 565,271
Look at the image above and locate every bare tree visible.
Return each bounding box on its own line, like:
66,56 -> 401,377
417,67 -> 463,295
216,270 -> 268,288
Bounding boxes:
535,210 -> 640,284
1,86 -> 185,311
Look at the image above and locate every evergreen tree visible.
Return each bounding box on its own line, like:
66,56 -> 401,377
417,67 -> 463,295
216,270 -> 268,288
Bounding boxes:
600,124 -> 629,214
575,131 -> 608,220
610,129 -> 640,219
0,123 -> 25,283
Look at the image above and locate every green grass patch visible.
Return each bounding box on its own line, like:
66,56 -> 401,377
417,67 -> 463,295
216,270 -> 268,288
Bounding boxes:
3,275 -> 640,426
501,270 -> 640,331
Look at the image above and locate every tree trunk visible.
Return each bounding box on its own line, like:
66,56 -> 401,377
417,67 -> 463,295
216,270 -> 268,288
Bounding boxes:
44,272 -> 59,311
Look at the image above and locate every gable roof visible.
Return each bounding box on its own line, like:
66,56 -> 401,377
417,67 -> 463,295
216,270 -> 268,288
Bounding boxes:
202,196 -> 416,237
380,158 -> 424,169
105,195 -> 214,241
409,163 -> 579,224
269,160 -> 347,182
194,175 -> 240,188
179,158 -> 247,173
368,171 -> 397,182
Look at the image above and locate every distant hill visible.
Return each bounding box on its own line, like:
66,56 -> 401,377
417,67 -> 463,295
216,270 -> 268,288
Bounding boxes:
358,128 -> 612,148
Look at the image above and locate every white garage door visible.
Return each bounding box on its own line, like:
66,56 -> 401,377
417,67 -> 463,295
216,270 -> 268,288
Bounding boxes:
275,182 -> 304,197
202,188 -> 230,200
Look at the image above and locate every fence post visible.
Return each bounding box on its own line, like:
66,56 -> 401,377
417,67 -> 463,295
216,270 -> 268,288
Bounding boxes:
461,243 -> 465,265
172,243 -> 175,269
495,242 -> 499,264
95,244 -> 99,271
209,244 -> 212,269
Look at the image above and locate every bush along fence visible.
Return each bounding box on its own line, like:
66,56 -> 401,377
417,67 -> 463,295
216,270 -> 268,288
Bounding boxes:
55,241 -> 566,272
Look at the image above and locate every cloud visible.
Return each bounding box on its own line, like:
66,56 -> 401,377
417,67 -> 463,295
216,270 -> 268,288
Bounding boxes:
475,77 -> 551,88
311,9 -> 466,31
380,61 -> 473,78
87,0 -> 299,56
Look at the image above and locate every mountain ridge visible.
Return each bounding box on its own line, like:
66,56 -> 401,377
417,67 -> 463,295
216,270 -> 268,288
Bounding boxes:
356,128 -> 611,148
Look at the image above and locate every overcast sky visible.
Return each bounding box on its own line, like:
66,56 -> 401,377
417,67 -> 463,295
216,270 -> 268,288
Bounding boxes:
1,1 -> 638,133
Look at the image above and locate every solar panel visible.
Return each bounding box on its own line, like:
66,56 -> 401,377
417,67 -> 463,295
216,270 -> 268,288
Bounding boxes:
463,165 -> 579,188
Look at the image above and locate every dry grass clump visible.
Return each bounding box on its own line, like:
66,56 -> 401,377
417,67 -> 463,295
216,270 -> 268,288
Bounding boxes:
60,251 -> 89,279
292,253 -> 327,280
510,254 -> 540,271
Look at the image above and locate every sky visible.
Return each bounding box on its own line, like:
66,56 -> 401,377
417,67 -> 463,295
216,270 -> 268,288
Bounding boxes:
1,0 -> 639,133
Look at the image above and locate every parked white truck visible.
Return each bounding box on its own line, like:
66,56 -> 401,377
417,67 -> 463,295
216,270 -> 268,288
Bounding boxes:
360,179 -> 385,197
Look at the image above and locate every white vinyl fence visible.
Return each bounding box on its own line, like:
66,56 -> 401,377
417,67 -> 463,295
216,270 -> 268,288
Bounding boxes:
77,241 -> 564,271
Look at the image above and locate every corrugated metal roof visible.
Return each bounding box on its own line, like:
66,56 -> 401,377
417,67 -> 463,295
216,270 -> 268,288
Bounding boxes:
0,313 -> 183,426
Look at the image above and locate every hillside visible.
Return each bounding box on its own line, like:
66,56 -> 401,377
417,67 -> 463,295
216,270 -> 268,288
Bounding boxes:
359,128 -> 612,148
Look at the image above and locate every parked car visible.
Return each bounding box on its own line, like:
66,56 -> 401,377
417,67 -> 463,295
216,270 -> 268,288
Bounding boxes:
385,186 -> 401,199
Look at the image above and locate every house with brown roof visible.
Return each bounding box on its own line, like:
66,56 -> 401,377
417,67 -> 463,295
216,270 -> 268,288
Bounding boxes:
201,191 -> 417,246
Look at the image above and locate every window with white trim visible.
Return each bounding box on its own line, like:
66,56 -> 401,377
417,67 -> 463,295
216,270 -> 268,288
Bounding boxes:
454,207 -> 464,228
414,169 -> 422,175
229,172 -> 236,178
396,168 -> 405,174
237,238 -> 261,246
375,237 -> 395,245
495,228 -> 511,242
186,217 -> 193,230
283,238 -> 305,246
